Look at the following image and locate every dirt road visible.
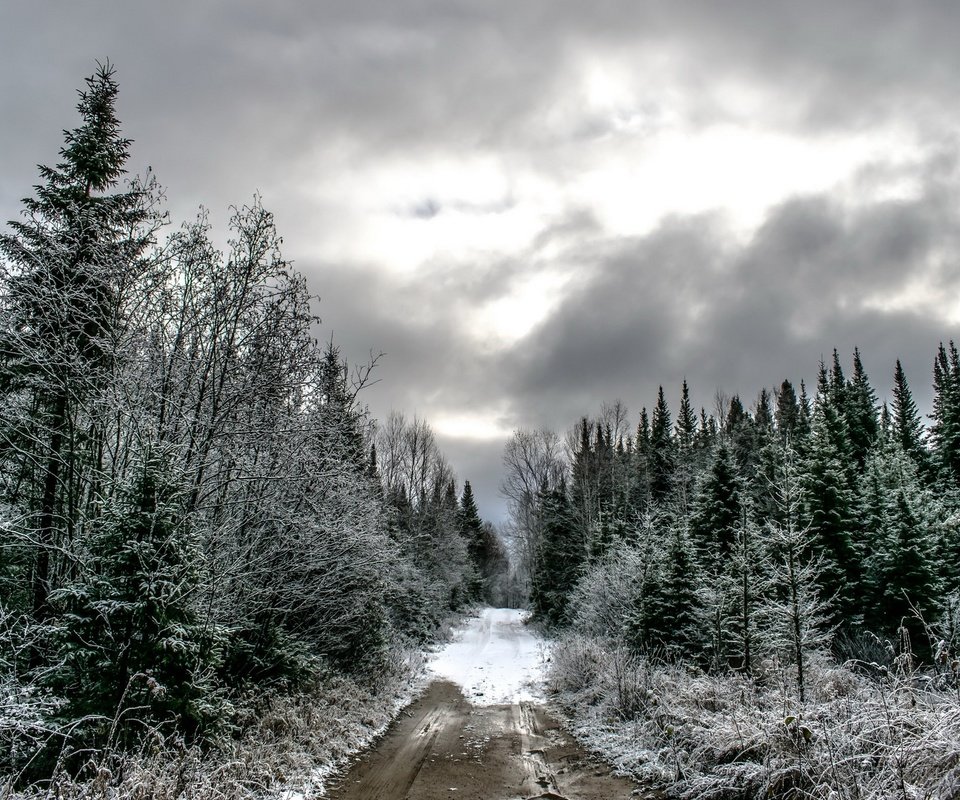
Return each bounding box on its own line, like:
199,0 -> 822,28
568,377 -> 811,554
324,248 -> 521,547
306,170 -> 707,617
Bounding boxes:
327,609 -> 638,800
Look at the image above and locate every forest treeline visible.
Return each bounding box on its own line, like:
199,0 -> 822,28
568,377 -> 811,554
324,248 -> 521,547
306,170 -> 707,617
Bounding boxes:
0,65 -> 505,785
507,351 -> 960,795
507,346 -> 960,691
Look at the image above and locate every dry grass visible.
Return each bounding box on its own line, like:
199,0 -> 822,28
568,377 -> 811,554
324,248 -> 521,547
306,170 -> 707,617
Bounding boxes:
2,649 -> 426,800
549,635 -> 960,799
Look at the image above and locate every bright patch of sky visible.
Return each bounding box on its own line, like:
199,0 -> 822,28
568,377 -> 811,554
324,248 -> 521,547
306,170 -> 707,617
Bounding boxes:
433,411 -> 514,442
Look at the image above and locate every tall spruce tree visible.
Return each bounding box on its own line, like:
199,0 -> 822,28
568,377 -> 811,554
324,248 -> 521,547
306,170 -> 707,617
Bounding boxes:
531,482 -> 582,626
644,524 -> 703,662
931,341 -> 960,486
764,439 -> 832,702
775,379 -> 799,441
866,489 -> 940,658
844,348 -> 880,470
803,376 -> 860,631
649,387 -> 675,505
860,437 -> 940,653
674,379 -> 698,514
690,441 -> 741,565
457,480 -> 486,597
892,359 -> 928,472
0,63 -> 161,625
630,407 -> 652,512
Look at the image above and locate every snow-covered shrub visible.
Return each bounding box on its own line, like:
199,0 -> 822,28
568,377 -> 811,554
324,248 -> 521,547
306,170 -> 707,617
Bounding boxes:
549,633 -> 960,799
566,542 -> 655,640
6,646 -> 425,800
0,607 -> 63,785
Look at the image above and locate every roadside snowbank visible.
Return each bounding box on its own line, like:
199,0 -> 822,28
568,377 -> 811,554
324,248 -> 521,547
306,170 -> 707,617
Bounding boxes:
429,607 -> 547,705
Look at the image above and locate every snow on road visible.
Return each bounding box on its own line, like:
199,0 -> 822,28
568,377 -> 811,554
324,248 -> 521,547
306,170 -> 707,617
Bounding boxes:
428,607 -> 547,706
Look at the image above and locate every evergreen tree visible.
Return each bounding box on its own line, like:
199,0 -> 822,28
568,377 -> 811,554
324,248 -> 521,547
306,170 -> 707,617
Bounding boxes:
803,390 -> 859,631
644,524 -> 703,662
457,480 -> 487,598
696,407 -> 718,453
53,452 -> 221,739
774,379 -> 799,440
764,439 -> 832,702
844,347 -> 880,470
725,395 -> 759,479
570,417 -> 597,539
675,379 -> 697,450
865,489 -> 940,658
318,342 -> 367,469
367,442 -> 381,484
531,482 -> 582,627
630,407 -> 652,512
755,388 -> 774,433
0,63 -> 162,624
795,380 -> 813,445
690,442 -> 741,565
729,506 -> 767,675
860,437 -> 941,654
458,480 -> 484,558
828,348 -> 847,411
674,379 -> 698,514
892,359 -> 928,471
931,341 -> 960,486
649,387 -> 675,504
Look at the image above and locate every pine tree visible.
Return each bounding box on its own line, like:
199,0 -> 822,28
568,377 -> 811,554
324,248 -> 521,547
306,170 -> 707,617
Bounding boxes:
458,480 -> 486,598
725,395 -> 759,479
860,437 -> 941,654
644,524 -> 703,662
829,348 -> 847,411
892,359 -> 928,471
630,407 -> 652,512
367,442 -> 381,484
649,387 -> 675,504
866,490 -> 940,658
696,407 -> 717,453
803,390 -> 859,631
531,483 -> 582,627
795,380 -> 813,445
0,63 -> 162,626
775,379 -> 799,440
570,417 -> 597,538
764,439 -> 832,702
729,506 -> 767,675
690,441 -> 741,565
931,341 -> 960,486
53,451 -> 221,739
676,379 -> 697,450
844,347 -> 880,470
318,341 -> 367,469
674,379 -> 698,515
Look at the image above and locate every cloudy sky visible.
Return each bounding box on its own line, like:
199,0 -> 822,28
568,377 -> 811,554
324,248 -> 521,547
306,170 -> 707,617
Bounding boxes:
3,2 -> 960,521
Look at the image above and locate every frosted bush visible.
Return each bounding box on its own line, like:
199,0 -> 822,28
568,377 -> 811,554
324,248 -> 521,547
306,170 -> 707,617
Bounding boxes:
548,633 -> 960,799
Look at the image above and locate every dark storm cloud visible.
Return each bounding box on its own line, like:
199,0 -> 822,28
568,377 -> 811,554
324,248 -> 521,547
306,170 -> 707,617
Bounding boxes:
502,143 -> 960,434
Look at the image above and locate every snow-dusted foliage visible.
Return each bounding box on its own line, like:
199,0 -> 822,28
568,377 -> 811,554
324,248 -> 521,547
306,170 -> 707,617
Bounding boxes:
511,350 -> 960,796
0,64 -> 494,793
5,648 -> 426,800
550,634 -> 960,799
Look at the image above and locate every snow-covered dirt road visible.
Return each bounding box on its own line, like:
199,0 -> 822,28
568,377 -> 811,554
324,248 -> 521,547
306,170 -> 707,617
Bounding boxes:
327,608 -> 637,800
429,607 -> 545,705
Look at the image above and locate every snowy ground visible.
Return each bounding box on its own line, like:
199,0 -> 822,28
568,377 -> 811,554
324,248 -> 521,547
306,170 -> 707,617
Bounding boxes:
427,606 -> 548,705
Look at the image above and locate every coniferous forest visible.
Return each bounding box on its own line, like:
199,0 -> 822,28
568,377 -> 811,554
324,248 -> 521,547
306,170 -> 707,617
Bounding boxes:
0,65 -> 507,795
6,64 -> 960,800
505,351 -> 960,794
